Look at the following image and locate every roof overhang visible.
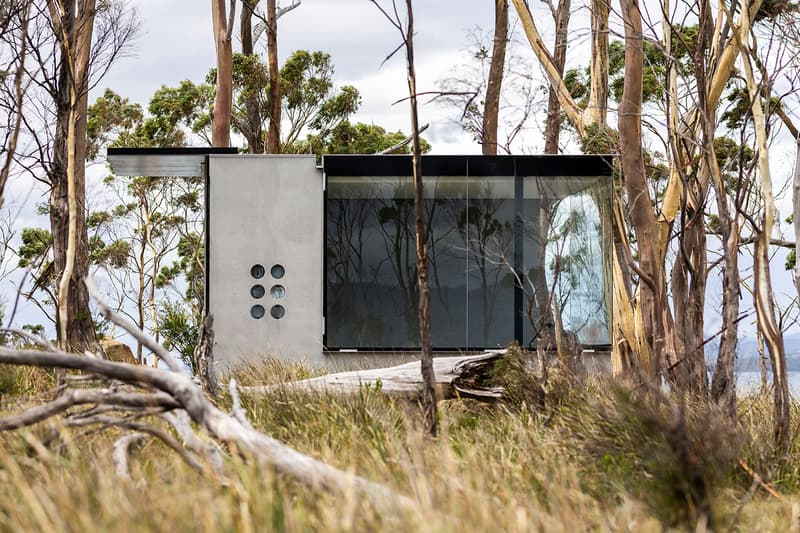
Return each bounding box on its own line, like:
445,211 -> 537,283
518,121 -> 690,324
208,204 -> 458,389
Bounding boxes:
106,147 -> 239,177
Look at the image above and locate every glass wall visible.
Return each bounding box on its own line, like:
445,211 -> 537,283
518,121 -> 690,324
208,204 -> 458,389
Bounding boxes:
324,156 -> 612,350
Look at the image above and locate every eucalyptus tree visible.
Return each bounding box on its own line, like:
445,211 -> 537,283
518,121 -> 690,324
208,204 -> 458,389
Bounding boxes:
5,1 -> 139,354
86,88 -> 204,365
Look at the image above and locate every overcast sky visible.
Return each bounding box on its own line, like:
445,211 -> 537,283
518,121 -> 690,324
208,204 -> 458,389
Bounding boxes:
96,0 -> 512,153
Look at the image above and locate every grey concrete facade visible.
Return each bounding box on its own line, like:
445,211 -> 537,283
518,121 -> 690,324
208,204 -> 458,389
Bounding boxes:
208,155 -> 326,366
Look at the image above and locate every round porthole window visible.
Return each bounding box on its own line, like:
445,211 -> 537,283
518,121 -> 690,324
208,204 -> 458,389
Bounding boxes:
270,264 -> 285,279
250,304 -> 265,319
270,285 -> 285,298
250,264 -> 265,279
251,285 -> 265,298
270,305 -> 285,319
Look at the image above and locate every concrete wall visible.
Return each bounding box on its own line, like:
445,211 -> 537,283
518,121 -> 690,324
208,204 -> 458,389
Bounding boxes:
208,155 -> 325,366
206,155 -> 612,373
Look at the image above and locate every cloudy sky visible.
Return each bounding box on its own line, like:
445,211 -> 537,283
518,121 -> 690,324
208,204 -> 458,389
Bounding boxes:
96,0 -> 519,153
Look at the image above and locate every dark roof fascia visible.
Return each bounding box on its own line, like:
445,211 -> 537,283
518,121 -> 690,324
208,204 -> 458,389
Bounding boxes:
323,154 -> 615,177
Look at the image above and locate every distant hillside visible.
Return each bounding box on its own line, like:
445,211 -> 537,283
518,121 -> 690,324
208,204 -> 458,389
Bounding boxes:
706,332 -> 800,372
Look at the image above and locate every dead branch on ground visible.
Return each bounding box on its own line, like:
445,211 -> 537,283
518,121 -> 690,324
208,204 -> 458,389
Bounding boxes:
0,277 -> 417,514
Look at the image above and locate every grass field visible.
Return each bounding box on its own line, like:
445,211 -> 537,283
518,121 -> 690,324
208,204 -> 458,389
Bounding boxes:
0,359 -> 798,532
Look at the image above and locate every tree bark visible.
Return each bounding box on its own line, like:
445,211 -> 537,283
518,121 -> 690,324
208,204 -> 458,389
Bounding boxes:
48,0 -> 98,354
543,0 -> 570,154
211,0 -> 233,147
793,137 -> 800,309
482,0 -> 507,155
619,0 -> 673,377
265,0 -> 281,153
510,0 -> 584,135
696,0 -> 736,411
740,14 -> 790,449
584,0 -> 609,125
0,0 -> 30,208
240,0 -> 264,153
404,0 -> 437,437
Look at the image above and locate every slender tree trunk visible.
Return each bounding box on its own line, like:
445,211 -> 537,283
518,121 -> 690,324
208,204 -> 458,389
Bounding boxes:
793,137 -> 800,307
511,0 -> 584,135
703,0 -> 738,413
265,0 -> 281,153
0,0 -> 30,208
741,32 -> 790,450
482,0 -> 507,155
543,0 -> 570,154
240,0 -> 264,153
404,0 -> 437,436
211,0 -> 233,147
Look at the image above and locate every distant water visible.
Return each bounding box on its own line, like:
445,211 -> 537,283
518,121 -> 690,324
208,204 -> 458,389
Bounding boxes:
737,371 -> 800,396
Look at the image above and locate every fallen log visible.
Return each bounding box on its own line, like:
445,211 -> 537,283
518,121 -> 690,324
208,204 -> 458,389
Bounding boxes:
0,278 -> 419,516
243,351 -> 507,402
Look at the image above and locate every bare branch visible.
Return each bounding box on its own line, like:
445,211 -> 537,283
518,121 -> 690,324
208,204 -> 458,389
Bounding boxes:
0,388 -> 180,430
85,276 -> 182,372
162,410 -> 224,475
113,432 -> 146,480
378,123 -> 429,154
276,0 -> 301,19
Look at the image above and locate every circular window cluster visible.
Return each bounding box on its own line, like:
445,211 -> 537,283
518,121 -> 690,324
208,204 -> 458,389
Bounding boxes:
250,263 -> 286,319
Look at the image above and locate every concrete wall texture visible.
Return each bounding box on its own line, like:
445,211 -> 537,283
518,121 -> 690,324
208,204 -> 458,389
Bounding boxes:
208,155 -> 325,366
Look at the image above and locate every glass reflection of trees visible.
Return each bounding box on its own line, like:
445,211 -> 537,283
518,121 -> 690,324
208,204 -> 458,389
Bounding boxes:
325,174 -> 610,349
522,178 -> 609,348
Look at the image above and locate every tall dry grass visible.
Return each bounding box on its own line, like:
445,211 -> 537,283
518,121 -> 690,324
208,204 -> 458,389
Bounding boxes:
0,357 -> 797,532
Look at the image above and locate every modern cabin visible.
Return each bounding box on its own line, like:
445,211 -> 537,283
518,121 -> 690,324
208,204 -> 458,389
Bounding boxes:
107,149 -> 614,369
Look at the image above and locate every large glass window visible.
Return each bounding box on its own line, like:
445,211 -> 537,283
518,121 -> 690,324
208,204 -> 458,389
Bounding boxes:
324,156 -> 612,350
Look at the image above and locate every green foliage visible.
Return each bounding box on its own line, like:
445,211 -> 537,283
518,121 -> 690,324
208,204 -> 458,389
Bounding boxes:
579,123 -> 618,155
300,121 -> 431,157
279,50 -> 361,150
713,135 -> 755,192
87,84 -> 202,156
157,301 -> 199,372
17,227 -> 51,268
86,89 -> 145,159
721,84 -> 784,131
147,80 -> 214,143
89,238 -> 131,269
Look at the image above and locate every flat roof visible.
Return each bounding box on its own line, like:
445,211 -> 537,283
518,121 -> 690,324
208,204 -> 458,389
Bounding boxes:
107,147 -> 239,177
323,154 -> 615,176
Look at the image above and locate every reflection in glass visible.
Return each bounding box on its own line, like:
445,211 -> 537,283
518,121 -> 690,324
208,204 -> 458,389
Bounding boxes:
271,264 -> 285,279
250,305 -> 265,319
521,176 -> 610,347
270,285 -> 286,298
250,264 -> 265,279
325,172 -> 611,349
251,285 -> 265,298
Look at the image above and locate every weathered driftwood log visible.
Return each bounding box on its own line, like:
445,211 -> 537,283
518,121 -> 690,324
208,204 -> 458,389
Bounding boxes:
0,278 -> 417,515
243,351 -> 507,402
